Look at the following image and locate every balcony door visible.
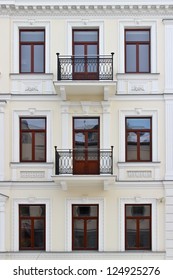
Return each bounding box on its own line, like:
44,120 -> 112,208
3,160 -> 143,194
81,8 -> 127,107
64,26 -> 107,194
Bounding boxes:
73,117 -> 100,175
72,29 -> 99,80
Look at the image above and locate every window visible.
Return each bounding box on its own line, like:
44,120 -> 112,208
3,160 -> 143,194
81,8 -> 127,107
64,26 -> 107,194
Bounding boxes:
19,30 -> 45,73
20,117 -> 46,162
19,204 -> 45,250
125,29 -> 150,73
126,117 -> 152,161
125,204 -> 151,250
72,204 -> 98,250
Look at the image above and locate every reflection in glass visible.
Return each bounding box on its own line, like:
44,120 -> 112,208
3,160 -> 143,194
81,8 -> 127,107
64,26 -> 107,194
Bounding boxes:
34,220 -> 44,248
126,30 -> 150,42
126,219 -> 137,248
87,220 -> 97,248
73,206 -> 98,217
74,219 -> 84,248
127,132 -> 137,161
139,45 -> 149,72
74,45 -> 85,72
21,119 -> 46,130
74,118 -> 99,130
74,31 -> 98,42
21,31 -> 44,42
126,118 -> 151,129
35,132 -> 45,161
139,219 -> 150,248
21,220 -> 31,247
74,132 -> 85,160
140,132 -> 150,160
126,45 -> 136,72
21,45 -> 31,72
22,132 -> 32,161
34,45 -> 44,72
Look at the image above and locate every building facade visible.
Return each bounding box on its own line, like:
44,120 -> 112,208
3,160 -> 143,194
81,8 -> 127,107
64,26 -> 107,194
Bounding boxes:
0,0 -> 173,259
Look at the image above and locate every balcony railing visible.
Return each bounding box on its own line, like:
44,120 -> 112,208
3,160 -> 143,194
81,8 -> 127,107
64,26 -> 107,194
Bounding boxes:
54,146 -> 114,175
57,53 -> 114,81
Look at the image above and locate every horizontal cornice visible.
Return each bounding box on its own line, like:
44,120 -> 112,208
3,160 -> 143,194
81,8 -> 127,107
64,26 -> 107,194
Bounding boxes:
0,1 -> 173,17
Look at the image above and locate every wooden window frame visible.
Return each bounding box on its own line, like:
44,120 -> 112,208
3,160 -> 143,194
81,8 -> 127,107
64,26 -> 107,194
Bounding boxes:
125,117 -> 152,162
19,204 -> 46,250
72,204 -> 99,250
125,29 -> 150,73
125,204 -> 152,250
19,29 -> 45,74
20,117 -> 46,162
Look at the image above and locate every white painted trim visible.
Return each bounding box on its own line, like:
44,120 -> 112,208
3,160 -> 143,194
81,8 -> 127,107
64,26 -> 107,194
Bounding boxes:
12,20 -> 50,73
118,20 -> 157,73
119,108 -> 158,162
0,103 -> 6,181
12,109 -> 52,162
65,197 -> 104,251
13,198 -> 51,251
0,196 -> 8,252
119,197 -> 157,251
67,21 -> 104,55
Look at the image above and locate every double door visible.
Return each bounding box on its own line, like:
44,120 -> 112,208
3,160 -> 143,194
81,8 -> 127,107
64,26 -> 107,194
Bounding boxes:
73,117 -> 100,175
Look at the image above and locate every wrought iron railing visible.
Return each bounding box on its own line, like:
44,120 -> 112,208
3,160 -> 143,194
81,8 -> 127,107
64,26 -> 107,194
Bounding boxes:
54,146 -> 114,175
56,53 -> 114,81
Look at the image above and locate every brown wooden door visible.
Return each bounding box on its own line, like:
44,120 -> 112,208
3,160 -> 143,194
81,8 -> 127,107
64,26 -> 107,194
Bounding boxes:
73,118 -> 100,175
72,30 -> 99,80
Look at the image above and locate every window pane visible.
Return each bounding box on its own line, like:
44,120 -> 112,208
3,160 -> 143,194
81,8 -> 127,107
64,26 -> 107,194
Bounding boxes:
139,45 -> 149,72
127,132 -> 137,160
126,30 -> 150,42
74,31 -> 98,42
35,132 -> 45,161
21,45 -> 31,72
21,31 -> 44,42
139,219 -> 150,248
74,45 -> 85,72
21,118 -> 46,130
20,220 -> 31,248
74,118 -> 99,130
21,132 -> 32,161
126,45 -> 136,72
73,219 -> 84,248
126,219 -> 137,248
20,205 -> 45,217
34,220 -> 45,248
126,118 -> 151,129
73,206 -> 98,217
140,132 -> 150,160
87,219 -> 97,248
34,45 -> 44,72
126,205 -> 150,217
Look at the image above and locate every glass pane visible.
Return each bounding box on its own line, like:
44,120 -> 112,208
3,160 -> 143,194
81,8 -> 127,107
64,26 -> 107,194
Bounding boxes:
21,132 -> 32,161
74,45 -> 85,72
126,205 -> 151,217
74,31 -> 98,42
74,132 -> 85,160
34,45 -> 44,72
21,45 -> 31,72
126,118 -> 151,129
20,205 -> 45,217
139,219 -> 150,248
74,118 -> 99,130
88,132 -> 99,160
35,132 -> 45,161
20,220 -> 31,247
126,30 -> 150,42
87,45 -> 98,72
127,132 -> 137,161
87,219 -> 97,248
21,118 -> 46,130
139,45 -> 149,72
21,31 -> 44,42
34,219 -> 44,248
126,219 -> 137,248
73,206 -> 98,217
126,45 -> 136,72
140,132 -> 150,160
73,219 -> 84,248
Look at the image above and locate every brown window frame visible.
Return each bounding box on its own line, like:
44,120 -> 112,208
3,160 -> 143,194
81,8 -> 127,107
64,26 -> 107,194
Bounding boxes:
125,117 -> 152,162
125,204 -> 152,250
125,29 -> 150,73
19,29 -> 45,73
19,204 -> 46,250
72,204 -> 99,250
20,117 -> 46,162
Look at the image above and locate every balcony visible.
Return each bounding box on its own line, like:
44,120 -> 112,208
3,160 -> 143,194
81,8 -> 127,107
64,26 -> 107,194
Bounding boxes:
54,146 -> 113,176
56,53 -> 114,81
